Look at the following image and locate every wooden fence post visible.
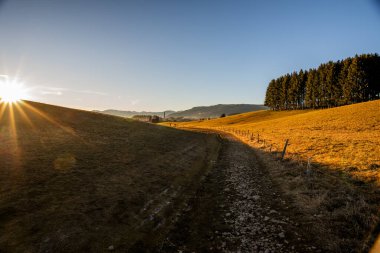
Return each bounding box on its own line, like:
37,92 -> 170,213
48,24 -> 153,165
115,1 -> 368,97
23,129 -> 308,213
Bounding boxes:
281,139 -> 289,160
306,157 -> 312,176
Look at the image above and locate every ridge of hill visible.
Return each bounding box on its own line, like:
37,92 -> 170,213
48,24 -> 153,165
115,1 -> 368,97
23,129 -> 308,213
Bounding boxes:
168,104 -> 268,119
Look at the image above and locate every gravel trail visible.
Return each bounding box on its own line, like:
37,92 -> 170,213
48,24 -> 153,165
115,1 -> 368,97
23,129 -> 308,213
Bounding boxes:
161,132 -> 318,253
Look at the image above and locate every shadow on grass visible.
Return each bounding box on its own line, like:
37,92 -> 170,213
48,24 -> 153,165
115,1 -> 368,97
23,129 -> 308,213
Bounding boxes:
0,103 -> 223,253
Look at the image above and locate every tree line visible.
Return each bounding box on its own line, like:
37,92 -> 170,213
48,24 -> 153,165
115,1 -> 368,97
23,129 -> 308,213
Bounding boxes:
264,54 -> 380,110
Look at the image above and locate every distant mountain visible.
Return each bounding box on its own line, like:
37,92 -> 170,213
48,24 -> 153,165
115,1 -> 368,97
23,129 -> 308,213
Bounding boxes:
93,109 -> 175,118
168,104 -> 268,119
95,104 -> 268,119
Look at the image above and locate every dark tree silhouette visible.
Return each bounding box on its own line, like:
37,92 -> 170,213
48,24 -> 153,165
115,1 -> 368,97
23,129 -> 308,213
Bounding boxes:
264,54 -> 380,110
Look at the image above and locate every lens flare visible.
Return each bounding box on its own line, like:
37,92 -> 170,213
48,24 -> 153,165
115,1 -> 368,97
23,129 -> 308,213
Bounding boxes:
0,76 -> 28,103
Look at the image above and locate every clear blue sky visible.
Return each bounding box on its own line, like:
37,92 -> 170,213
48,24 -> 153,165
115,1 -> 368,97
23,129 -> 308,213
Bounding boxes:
0,0 -> 379,111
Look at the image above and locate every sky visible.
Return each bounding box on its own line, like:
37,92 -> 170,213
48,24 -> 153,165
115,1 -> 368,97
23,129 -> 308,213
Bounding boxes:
0,0 -> 380,111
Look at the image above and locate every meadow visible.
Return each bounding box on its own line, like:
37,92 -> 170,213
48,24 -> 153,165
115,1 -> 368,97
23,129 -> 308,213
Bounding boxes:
0,101 -> 220,252
165,100 -> 380,177
1,99 -> 379,252
163,100 -> 380,251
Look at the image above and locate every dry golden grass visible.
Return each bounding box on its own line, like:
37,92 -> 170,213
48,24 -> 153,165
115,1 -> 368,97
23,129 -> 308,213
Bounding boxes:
165,100 -> 380,176
163,100 -> 380,252
0,100 -> 220,252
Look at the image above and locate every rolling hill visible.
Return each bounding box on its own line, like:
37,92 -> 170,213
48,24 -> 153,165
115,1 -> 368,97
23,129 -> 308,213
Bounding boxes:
0,100 -> 220,252
165,100 -> 380,173
167,104 -> 268,119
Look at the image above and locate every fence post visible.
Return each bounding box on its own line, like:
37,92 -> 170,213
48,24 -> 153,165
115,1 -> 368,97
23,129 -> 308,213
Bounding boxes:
306,157 -> 312,176
269,144 -> 272,152
281,139 -> 289,160
257,133 -> 260,143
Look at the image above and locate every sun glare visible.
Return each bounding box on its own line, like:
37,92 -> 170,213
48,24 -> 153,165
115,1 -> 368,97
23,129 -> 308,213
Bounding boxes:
0,76 -> 28,103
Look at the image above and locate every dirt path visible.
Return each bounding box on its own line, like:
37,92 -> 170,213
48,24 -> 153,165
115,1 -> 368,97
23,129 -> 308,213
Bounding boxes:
160,131 -> 320,253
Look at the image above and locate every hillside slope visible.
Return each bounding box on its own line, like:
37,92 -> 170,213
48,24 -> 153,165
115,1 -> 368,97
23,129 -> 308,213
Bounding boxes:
164,100 -> 380,252
0,101 -> 220,252
167,100 -> 380,172
168,104 -> 268,119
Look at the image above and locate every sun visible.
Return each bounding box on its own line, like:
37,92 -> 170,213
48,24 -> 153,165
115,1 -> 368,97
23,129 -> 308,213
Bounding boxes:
0,76 -> 28,103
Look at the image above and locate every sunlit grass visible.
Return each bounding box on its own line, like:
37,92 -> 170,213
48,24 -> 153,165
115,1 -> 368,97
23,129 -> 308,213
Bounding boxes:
164,100 -> 380,177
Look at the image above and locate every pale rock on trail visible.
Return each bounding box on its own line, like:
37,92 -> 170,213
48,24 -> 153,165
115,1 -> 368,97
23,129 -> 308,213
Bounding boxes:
161,132 -> 319,253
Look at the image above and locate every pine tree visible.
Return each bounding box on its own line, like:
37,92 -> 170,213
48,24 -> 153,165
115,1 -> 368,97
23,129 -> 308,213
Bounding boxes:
347,56 -> 368,103
289,72 -> 299,109
305,70 -> 315,108
264,79 -> 276,109
367,54 -> 380,100
298,69 -> 307,109
317,64 -> 327,108
325,61 -> 341,107
313,70 -> 321,108
280,74 -> 291,110
339,58 -> 352,105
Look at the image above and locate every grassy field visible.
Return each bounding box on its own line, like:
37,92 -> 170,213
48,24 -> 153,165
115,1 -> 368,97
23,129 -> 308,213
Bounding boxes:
0,100 -> 220,252
163,100 -> 380,251
164,100 -> 380,176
